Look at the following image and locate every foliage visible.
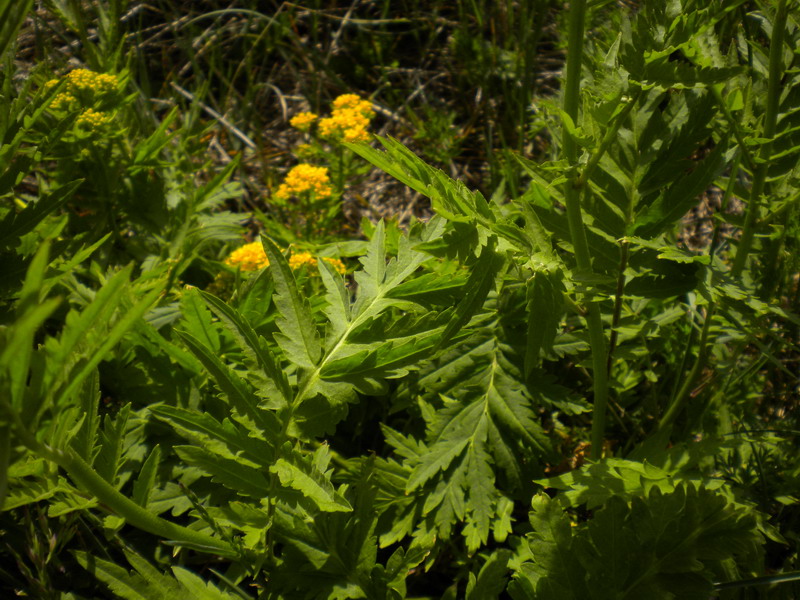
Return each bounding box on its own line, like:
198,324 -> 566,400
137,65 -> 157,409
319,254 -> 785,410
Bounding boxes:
1,0 -> 799,599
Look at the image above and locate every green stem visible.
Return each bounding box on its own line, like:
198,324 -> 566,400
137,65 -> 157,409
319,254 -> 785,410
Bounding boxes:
731,0 -> 788,277
9,409 -> 237,558
658,303 -> 716,432
336,145 -> 345,194
606,240 -> 629,374
561,0 -> 608,460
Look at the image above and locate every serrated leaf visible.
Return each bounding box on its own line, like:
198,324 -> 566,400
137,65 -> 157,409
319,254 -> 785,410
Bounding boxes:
635,139 -> 729,238
271,457 -> 352,513
176,330 -> 270,431
525,268 -> 565,375
261,235 -> 322,369
171,567 -> 240,600
200,291 -> 292,406
132,445 -> 161,508
398,328 -> 552,552
180,287 -> 220,354
318,257 -> 352,340
150,405 -> 277,467
174,445 -> 270,498
74,551 -> 184,600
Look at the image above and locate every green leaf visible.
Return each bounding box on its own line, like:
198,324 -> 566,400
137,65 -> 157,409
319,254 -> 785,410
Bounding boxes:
525,268 -> 565,375
150,405 -> 277,468
436,242 -> 502,351
132,445 -> 161,508
0,242 -> 60,412
635,140 -> 729,238
180,287 -> 220,355
176,330 -> 271,432
171,567 -> 240,600
0,0 -> 34,64
510,480 -> 764,600
174,444 -> 271,498
71,367 -> 100,463
75,549 -> 239,600
52,277 -> 165,411
94,404 -> 130,485
261,235 -> 322,369
641,62 -> 744,89
74,551 -> 174,600
318,257 -> 352,341
466,549 -> 512,600
0,180 -> 82,249
200,290 -> 292,406
397,327 -> 552,552
271,455 -> 352,513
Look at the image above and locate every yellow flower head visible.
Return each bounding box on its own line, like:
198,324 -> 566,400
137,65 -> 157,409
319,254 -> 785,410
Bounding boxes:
76,108 -> 112,129
290,111 -> 318,130
319,110 -> 371,142
288,252 -> 346,275
225,241 -> 269,272
65,69 -> 119,95
275,164 -> 333,200
332,94 -> 373,117
51,92 -> 77,111
288,251 -> 317,270
318,94 -> 374,142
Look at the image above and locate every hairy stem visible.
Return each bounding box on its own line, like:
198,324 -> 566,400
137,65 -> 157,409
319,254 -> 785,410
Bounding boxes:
561,0 -> 608,460
731,0 -> 788,277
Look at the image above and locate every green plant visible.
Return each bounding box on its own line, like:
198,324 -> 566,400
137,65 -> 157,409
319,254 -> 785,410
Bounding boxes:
2,1 -> 800,598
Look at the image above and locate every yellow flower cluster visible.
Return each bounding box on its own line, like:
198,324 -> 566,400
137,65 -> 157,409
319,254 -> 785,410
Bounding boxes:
51,91 -> 77,110
65,69 -> 118,94
289,252 -> 346,274
290,111 -> 318,131
288,251 -> 317,270
46,69 -> 119,119
76,108 -> 112,129
225,241 -> 269,272
224,242 -> 346,275
319,94 -> 374,142
275,164 -> 333,200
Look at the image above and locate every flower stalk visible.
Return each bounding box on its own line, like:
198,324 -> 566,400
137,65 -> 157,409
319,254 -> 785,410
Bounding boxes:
731,0 -> 788,277
561,0 -> 609,460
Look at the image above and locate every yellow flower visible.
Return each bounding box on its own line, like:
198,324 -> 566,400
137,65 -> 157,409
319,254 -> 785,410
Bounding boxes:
51,92 -> 76,110
225,242 -> 346,276
318,94 -> 374,142
319,109 -> 370,142
332,94 -> 374,117
65,69 -> 118,95
288,251 -> 317,270
225,241 -> 269,272
274,164 -> 333,200
290,111 -> 318,130
76,108 -> 112,129
288,252 -> 346,275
